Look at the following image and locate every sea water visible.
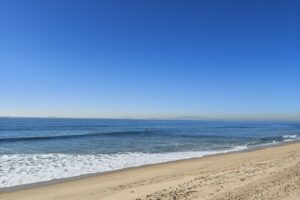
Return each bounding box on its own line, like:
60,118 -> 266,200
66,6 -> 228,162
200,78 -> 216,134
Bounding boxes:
0,117 -> 299,188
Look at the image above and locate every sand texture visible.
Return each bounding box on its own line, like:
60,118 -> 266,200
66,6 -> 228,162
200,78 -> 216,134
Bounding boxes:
1,142 -> 300,200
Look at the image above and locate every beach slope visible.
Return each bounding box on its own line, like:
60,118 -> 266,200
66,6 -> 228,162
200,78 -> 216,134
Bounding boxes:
1,142 -> 300,200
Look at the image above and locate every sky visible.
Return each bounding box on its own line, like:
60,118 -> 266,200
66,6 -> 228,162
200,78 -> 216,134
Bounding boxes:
0,0 -> 300,120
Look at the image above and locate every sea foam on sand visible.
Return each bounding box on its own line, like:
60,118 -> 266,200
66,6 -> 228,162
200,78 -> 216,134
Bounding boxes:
0,146 -> 247,188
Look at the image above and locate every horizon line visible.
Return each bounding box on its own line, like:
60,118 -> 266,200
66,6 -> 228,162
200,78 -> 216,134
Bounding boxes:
1,115 -> 300,122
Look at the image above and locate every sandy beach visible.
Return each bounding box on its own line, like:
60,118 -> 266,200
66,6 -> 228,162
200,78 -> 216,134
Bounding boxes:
1,142 -> 299,200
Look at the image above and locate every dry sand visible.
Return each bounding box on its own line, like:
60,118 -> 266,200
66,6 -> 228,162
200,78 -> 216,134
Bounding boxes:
1,142 -> 300,200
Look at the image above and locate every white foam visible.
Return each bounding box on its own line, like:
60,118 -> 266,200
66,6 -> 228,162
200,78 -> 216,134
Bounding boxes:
282,134 -> 297,139
282,134 -> 300,142
0,146 -> 247,188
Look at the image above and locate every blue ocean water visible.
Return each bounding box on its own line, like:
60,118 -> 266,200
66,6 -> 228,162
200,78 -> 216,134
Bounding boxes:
0,117 -> 299,188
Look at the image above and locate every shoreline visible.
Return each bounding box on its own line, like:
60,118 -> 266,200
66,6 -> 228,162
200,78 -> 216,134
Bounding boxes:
1,141 -> 300,200
0,140 -> 298,193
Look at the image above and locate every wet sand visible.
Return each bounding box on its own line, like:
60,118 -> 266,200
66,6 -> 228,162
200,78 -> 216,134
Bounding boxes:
1,142 -> 300,200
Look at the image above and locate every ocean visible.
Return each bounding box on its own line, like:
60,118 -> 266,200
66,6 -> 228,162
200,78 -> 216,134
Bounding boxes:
0,117 -> 299,188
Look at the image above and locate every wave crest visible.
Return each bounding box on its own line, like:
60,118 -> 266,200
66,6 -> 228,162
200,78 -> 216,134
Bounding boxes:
0,131 -> 150,142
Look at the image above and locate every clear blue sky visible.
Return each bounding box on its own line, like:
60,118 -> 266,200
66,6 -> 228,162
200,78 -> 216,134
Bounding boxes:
0,0 -> 299,120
